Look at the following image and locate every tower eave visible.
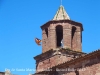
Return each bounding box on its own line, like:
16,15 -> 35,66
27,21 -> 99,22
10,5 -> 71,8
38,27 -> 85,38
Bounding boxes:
40,20 -> 84,31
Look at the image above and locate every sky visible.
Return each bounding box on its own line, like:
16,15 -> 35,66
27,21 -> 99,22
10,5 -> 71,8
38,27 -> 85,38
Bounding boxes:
0,0 -> 100,75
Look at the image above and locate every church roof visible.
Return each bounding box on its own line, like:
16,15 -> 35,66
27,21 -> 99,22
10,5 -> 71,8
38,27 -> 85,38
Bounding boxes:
33,49 -> 100,74
53,5 -> 70,20
34,48 -> 86,60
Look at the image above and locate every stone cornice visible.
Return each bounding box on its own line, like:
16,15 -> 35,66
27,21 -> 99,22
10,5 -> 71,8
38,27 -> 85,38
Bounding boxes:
40,20 -> 83,31
34,48 -> 86,62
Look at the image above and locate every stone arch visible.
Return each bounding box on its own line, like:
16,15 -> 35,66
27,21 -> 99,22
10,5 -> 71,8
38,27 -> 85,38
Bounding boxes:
56,25 -> 63,47
71,26 -> 77,50
75,69 -> 79,75
45,28 -> 48,37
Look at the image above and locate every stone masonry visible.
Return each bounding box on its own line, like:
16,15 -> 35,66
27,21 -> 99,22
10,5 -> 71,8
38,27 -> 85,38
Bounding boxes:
33,5 -> 100,75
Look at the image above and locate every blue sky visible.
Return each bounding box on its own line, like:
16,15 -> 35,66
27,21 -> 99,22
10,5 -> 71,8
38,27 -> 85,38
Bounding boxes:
0,0 -> 100,75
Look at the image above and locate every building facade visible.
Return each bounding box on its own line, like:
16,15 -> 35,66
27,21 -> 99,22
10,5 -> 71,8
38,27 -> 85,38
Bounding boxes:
0,72 -> 5,75
33,5 -> 100,75
0,70 -> 12,75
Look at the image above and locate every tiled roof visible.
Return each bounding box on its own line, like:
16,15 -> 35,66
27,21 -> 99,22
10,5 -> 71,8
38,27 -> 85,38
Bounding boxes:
34,48 -> 86,60
34,49 -> 100,74
53,5 -> 70,20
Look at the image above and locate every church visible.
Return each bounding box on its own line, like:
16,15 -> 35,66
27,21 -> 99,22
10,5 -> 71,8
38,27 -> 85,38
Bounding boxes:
33,4 -> 100,75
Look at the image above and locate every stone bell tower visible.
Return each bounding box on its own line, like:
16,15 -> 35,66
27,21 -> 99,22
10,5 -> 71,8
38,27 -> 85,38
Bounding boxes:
34,5 -> 84,75
41,5 -> 83,53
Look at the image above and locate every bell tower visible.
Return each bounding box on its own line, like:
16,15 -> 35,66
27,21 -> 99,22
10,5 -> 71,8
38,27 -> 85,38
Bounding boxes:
41,5 -> 83,53
34,5 -> 84,75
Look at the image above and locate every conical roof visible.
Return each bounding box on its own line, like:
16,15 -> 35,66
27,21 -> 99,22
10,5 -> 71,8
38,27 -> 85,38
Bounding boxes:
53,5 -> 70,20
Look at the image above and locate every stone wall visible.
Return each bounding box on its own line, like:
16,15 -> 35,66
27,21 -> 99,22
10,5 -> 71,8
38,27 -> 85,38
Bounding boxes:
36,53 -> 73,73
0,72 -> 5,75
62,54 -> 100,75
41,21 -> 82,53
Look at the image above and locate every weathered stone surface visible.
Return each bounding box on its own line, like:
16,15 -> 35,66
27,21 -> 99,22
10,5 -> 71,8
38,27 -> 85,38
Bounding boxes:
33,4 -> 100,75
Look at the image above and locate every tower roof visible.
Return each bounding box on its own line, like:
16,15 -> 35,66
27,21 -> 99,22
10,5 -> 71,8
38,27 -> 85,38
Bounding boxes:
53,5 -> 70,20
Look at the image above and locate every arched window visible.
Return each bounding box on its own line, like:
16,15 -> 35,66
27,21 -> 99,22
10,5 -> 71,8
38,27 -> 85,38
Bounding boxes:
71,26 -> 76,49
45,28 -> 48,37
56,25 -> 63,47
75,69 -> 79,75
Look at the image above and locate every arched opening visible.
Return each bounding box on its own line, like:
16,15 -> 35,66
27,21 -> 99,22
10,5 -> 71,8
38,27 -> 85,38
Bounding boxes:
71,26 -> 76,49
75,69 -> 79,75
45,28 -> 48,37
56,25 -> 63,47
